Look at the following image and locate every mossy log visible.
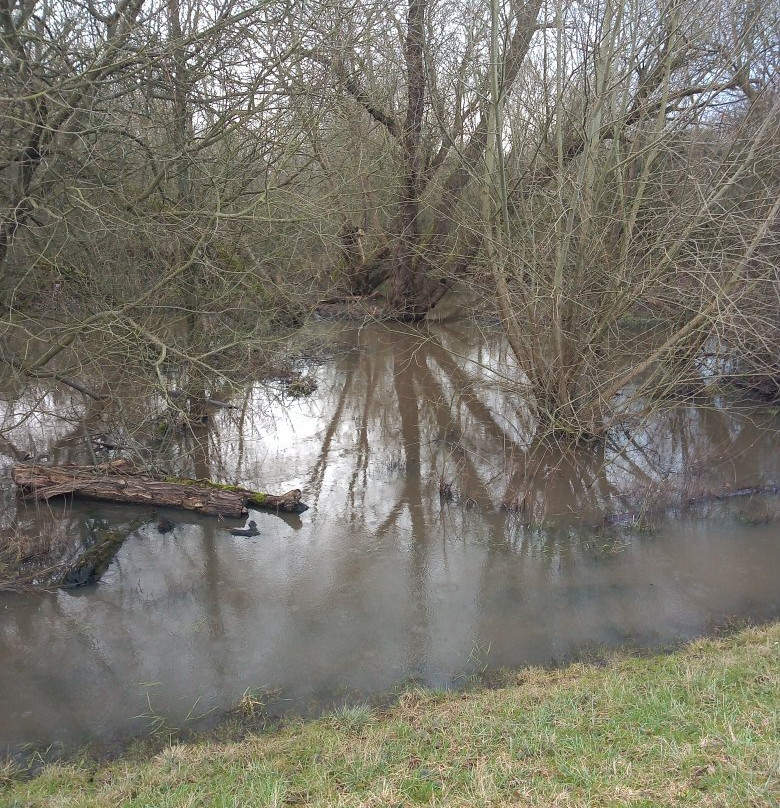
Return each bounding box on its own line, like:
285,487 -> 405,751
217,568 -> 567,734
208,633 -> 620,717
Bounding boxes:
12,460 -> 308,517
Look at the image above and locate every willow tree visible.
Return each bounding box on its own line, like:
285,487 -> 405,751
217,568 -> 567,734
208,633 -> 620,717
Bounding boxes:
478,0 -> 779,439
298,0 -> 544,316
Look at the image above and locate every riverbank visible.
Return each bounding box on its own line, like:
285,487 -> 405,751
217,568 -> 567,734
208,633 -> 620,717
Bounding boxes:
3,622 -> 777,807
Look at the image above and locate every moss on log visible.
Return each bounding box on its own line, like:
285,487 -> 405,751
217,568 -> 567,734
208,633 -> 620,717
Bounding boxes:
12,460 -> 308,517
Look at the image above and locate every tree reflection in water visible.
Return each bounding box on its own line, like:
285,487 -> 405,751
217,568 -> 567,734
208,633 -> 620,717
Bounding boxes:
0,322 -> 778,754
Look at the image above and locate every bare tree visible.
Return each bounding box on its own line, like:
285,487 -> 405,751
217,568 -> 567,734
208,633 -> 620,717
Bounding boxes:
2,0 -> 777,447
303,0 -> 544,316
1,0 -> 319,396
477,0 -> 779,439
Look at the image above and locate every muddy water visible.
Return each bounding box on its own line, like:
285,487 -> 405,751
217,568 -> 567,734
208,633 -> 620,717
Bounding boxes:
1,323 -> 779,755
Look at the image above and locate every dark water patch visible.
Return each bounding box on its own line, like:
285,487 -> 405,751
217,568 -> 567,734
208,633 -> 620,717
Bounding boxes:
59,520 -> 129,589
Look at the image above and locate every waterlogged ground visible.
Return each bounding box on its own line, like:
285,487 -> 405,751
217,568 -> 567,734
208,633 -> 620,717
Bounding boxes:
1,322 -> 778,755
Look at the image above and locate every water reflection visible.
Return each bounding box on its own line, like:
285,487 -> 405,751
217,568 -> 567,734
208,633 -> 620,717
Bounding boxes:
0,322 -> 778,754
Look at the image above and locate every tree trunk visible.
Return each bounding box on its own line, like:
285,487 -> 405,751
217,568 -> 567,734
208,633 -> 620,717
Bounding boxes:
12,460 -> 308,516
389,0 -> 428,315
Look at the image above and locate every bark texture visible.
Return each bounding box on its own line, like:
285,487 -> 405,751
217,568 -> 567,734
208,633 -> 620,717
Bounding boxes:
12,460 -> 308,516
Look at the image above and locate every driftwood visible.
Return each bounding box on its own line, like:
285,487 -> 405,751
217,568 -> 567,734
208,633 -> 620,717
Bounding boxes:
12,460 -> 308,517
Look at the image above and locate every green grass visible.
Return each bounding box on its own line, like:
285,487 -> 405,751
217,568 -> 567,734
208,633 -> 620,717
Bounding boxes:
2,624 -> 779,807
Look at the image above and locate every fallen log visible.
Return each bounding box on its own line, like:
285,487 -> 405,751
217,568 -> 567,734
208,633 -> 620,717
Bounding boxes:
12,460 -> 308,517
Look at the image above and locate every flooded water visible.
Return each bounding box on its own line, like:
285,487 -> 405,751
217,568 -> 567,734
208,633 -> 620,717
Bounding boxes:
1,323 -> 779,755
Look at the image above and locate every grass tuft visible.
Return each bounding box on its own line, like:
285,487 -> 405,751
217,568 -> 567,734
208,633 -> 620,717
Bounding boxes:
328,704 -> 375,732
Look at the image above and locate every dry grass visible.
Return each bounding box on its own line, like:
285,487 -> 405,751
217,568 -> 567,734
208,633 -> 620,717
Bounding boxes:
0,522 -> 71,593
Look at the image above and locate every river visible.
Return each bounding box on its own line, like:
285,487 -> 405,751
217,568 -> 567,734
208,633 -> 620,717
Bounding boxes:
1,322 -> 778,756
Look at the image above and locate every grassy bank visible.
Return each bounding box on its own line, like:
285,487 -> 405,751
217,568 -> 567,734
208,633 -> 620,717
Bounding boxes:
2,624 -> 778,807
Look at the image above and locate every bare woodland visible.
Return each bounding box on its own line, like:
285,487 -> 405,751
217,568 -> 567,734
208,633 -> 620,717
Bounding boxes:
1,0 -> 779,442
